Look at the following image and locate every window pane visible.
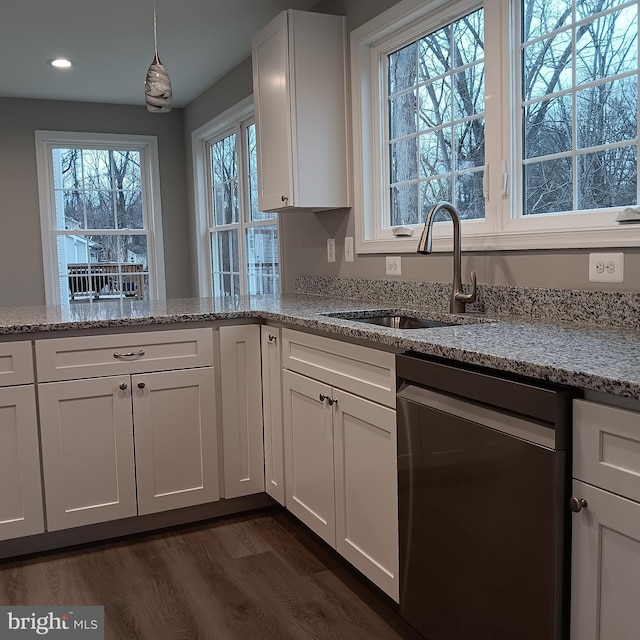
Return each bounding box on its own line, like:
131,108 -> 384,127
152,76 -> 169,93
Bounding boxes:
456,170 -> 485,219
455,119 -> 485,170
418,27 -> 450,81
211,230 -> 239,298
521,0 -> 639,216
390,183 -> 419,226
421,178 -> 452,222
210,134 -> 239,225
246,225 -> 279,295
389,42 -> 418,94
390,91 -> 418,139
523,31 -> 573,102
522,0 -> 571,43
524,95 -> 573,159
453,9 -> 484,68
418,78 -> 452,130
390,139 -> 418,183
576,6 -> 638,85
454,65 -> 484,120
420,129 -> 452,177
577,77 -> 637,148
388,8 -> 485,226
61,234 -> 148,303
524,157 -> 573,215
578,146 -> 637,209
247,123 -> 275,222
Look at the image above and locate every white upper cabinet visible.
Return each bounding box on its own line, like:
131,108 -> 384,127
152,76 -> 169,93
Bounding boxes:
252,10 -> 349,212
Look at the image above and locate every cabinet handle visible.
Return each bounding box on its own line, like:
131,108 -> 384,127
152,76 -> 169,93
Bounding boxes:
281,195 -> 288,202
113,349 -> 145,359
569,497 -> 588,513
319,394 -> 337,406
137,382 -> 146,389
268,333 -> 277,342
119,382 -> 128,391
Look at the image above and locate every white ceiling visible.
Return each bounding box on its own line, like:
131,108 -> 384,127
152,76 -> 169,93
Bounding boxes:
0,0 -> 319,108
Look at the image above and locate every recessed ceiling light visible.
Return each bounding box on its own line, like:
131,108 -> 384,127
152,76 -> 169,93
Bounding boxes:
48,58 -> 73,69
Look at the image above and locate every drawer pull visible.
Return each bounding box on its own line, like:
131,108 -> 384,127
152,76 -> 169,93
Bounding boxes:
119,382 -> 128,391
137,382 -> 146,389
268,333 -> 277,342
569,497 -> 588,513
113,349 -> 145,359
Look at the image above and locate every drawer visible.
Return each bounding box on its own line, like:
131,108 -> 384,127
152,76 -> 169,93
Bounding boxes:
574,399 -> 640,502
36,328 -> 214,382
282,328 -> 395,407
0,341 -> 33,386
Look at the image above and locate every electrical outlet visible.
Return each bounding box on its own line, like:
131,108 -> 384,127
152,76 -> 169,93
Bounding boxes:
327,238 -> 336,263
386,256 -> 401,276
344,237 -> 354,262
589,252 -> 624,283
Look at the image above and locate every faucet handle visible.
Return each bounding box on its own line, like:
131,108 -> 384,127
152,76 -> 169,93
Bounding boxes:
455,270 -> 477,306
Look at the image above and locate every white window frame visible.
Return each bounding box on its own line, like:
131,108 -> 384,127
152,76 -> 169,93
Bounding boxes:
192,95 -> 281,298
35,130 -> 166,306
351,0 -> 640,253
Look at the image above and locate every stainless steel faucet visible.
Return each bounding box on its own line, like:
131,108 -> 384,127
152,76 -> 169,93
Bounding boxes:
417,201 -> 477,314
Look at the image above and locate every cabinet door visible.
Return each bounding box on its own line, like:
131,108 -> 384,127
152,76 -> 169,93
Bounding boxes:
333,389 -> 399,601
571,479 -> 640,640
283,369 -> 335,545
252,10 -> 293,211
133,367 -> 219,515
39,377 -> 137,531
0,385 -> 44,541
219,325 -> 264,498
261,326 -> 284,505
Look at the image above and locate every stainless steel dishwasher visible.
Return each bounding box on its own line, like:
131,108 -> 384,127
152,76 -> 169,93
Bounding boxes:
396,354 -> 572,640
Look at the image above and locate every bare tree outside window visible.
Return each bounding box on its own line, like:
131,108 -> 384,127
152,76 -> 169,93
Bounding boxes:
388,9 -> 485,227
522,0 -> 638,215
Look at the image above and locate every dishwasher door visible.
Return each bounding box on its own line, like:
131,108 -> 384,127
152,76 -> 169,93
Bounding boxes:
396,357 -> 570,640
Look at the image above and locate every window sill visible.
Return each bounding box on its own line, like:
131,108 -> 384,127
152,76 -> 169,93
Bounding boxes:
357,226 -> 640,254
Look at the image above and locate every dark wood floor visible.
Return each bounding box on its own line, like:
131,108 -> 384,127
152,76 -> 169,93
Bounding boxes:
0,508 -> 422,640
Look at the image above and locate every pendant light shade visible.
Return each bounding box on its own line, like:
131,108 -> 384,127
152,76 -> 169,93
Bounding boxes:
144,6 -> 172,112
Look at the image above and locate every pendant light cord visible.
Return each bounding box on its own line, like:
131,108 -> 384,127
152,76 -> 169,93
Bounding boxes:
153,4 -> 158,58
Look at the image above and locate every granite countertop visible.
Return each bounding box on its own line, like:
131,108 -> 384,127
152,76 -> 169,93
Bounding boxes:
1,293 -> 639,400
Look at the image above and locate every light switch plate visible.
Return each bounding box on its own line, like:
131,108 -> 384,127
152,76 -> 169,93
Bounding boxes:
327,238 -> 336,263
344,237 -> 354,262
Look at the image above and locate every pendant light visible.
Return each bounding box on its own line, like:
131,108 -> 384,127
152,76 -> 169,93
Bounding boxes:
144,5 -> 172,112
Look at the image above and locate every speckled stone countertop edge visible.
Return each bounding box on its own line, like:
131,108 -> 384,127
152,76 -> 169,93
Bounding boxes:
1,295 -> 639,401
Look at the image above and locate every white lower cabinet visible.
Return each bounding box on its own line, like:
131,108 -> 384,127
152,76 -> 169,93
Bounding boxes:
570,480 -> 640,640
333,388 -> 398,600
0,384 -> 45,541
39,367 -> 218,531
281,329 -> 398,601
283,370 -> 336,543
571,399 -> 640,640
132,368 -> 219,515
218,325 -> 264,498
261,326 -> 285,505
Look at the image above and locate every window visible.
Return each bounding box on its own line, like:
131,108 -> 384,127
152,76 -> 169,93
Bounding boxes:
192,96 -> 280,299
35,131 -> 165,305
352,0 -> 640,252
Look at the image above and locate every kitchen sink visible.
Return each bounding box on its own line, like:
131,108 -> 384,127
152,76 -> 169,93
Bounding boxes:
323,311 -> 458,329
350,315 -> 456,329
